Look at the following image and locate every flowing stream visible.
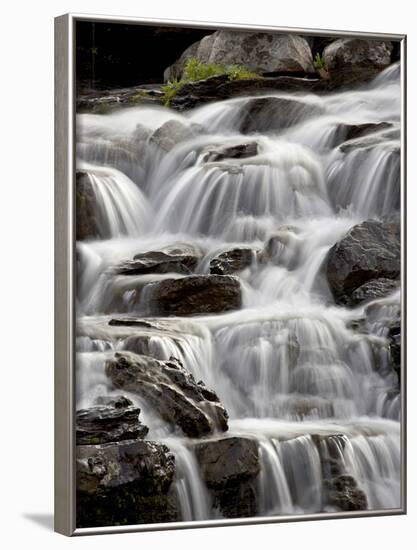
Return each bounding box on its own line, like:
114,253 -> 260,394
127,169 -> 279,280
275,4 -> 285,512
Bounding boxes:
76,63 -> 401,521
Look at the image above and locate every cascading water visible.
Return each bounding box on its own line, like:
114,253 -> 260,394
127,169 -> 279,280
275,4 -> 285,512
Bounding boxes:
76,62 -> 402,521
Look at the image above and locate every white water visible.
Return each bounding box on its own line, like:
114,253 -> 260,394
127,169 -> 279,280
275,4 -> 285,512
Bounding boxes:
76,63 -> 402,520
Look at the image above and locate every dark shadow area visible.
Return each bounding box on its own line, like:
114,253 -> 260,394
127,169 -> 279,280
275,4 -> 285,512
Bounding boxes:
23,513 -> 54,531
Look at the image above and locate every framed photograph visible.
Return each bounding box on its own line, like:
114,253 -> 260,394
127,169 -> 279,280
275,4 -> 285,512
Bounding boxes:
54,13 -> 406,536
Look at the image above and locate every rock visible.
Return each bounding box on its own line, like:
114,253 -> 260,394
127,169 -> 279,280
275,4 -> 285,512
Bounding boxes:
76,85 -> 164,113
323,39 -> 393,86
312,434 -> 367,511
76,396 -> 149,445
150,119 -> 200,152
239,96 -> 323,133
170,75 -> 327,111
194,437 -> 260,518
326,219 -> 400,305
105,352 -> 229,437
325,475 -> 368,511
324,38 -> 393,72
76,171 -> 101,240
147,275 -> 241,316
164,32 -> 315,82
339,126 -> 400,153
333,122 -> 393,148
202,141 -> 258,162
260,227 -> 302,267
76,439 -> 177,527
115,245 -> 201,276
388,318 -> 401,381
209,248 -> 258,275
349,278 -> 399,306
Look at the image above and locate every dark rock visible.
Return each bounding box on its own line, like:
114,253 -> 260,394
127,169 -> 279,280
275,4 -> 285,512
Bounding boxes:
339,127 -> 400,153
349,278 -> 399,306
105,352 -> 229,437
388,319 -> 401,381
333,122 -> 393,147
202,141 -> 258,162
147,275 -> 241,316
325,475 -> 368,512
194,437 -> 260,518
260,227 -> 301,267
164,31 -> 315,82
209,248 -> 258,275
76,396 -> 149,445
76,171 -> 101,241
195,437 -> 260,487
76,439 -> 177,527
115,246 -> 201,276
170,75 -> 327,111
312,434 -> 367,511
326,219 -> 400,305
76,85 -> 164,113
150,119 -> 200,152
239,96 -> 324,134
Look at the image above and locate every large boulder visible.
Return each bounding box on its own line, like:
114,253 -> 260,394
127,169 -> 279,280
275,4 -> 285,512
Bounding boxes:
76,439 -> 177,527
147,275 -> 241,316
323,38 -> 393,87
209,248 -> 259,275
164,31 -> 315,82
194,437 -> 260,518
326,218 -> 400,306
76,396 -> 149,445
105,352 -> 229,437
115,244 -> 202,276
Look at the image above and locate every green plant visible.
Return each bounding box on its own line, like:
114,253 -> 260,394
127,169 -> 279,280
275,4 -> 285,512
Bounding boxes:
161,57 -> 261,107
313,52 -> 327,71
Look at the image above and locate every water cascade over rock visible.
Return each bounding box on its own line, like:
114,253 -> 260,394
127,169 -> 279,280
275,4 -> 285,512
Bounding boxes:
75,59 -> 402,527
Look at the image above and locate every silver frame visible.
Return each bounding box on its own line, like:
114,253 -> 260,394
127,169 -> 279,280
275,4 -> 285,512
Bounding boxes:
54,13 -> 407,536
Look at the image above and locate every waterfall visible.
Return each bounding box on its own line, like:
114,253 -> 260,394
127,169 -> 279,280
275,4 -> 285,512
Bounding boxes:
76,61 -> 401,521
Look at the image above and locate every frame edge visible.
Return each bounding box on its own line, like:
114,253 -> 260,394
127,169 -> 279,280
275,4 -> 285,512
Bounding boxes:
54,13 -> 76,537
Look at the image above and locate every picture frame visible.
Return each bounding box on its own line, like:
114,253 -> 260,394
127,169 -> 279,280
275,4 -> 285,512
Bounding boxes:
55,13 -> 406,536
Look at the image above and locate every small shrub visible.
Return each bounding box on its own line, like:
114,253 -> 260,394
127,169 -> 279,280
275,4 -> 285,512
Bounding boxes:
162,57 -> 261,107
313,53 -> 327,71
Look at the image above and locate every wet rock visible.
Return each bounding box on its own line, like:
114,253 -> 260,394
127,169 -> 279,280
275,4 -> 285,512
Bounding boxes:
76,171 -> 101,241
239,96 -> 323,134
312,434 -> 367,511
170,75 -> 327,111
209,248 -> 258,275
388,318 -> 401,381
349,278 -> 399,306
147,275 -> 241,316
325,475 -> 368,511
115,245 -> 201,276
76,85 -> 164,113
326,219 -> 400,306
333,122 -> 393,148
194,437 -> 260,518
339,126 -> 400,153
106,352 -> 229,437
76,439 -> 177,527
76,396 -> 149,445
164,31 -> 315,82
150,119 -> 201,152
323,39 -> 393,87
260,227 -> 302,267
202,141 -> 258,162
